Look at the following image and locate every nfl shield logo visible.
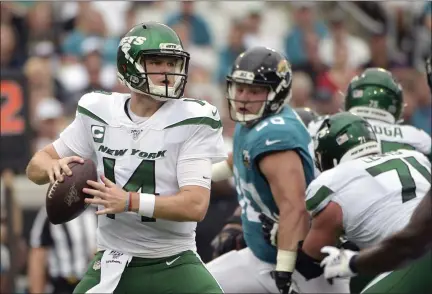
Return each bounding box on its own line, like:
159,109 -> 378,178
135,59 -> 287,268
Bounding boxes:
93,260 -> 101,271
130,129 -> 143,141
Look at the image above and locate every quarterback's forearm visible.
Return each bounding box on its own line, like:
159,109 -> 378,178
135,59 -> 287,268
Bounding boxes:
354,190 -> 432,274
26,150 -> 55,185
131,188 -> 210,222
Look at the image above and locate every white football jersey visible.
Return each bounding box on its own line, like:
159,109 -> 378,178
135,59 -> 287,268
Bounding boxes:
308,117 -> 431,156
306,149 -> 431,249
57,91 -> 227,258
367,119 -> 431,155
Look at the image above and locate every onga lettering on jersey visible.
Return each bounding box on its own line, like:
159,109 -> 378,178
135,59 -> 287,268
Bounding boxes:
373,125 -> 403,138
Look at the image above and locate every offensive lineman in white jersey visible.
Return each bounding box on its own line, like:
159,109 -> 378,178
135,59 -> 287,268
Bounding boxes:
307,68 -> 431,161
344,68 -> 431,158
269,112 -> 430,292
314,56 -> 432,294
26,22 -> 227,294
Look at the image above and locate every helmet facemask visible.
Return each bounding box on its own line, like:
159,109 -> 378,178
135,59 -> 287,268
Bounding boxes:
121,51 -> 189,101
227,81 -> 270,125
226,75 -> 291,126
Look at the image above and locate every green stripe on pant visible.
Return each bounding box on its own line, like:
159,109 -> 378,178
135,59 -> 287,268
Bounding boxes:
73,250 -> 223,294
361,251 -> 432,294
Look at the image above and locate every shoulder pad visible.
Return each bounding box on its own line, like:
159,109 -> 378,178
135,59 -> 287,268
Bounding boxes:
77,91 -> 128,126
247,114 -> 311,162
162,98 -> 222,130
306,180 -> 334,216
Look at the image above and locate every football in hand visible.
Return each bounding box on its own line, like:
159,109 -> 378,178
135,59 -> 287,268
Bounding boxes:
46,159 -> 97,224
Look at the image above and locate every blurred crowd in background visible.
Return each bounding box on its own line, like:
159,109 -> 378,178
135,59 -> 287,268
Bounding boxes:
0,1 -> 431,293
2,1 -> 431,153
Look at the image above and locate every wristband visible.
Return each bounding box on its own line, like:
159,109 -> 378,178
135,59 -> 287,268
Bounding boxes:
211,160 -> 233,182
128,192 -> 133,211
124,193 -> 130,212
276,250 -> 297,272
138,193 -> 156,217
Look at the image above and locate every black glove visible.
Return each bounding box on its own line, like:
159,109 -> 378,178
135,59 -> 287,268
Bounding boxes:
271,270 -> 293,294
338,236 -> 360,251
259,213 -> 278,246
211,216 -> 246,258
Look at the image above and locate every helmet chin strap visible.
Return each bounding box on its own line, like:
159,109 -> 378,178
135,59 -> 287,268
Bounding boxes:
231,99 -> 266,125
147,76 -> 182,100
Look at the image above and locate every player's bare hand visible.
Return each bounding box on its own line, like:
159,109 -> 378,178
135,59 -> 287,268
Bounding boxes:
83,175 -> 128,215
47,156 -> 84,184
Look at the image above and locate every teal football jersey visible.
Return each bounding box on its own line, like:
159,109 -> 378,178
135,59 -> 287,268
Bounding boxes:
232,106 -> 315,264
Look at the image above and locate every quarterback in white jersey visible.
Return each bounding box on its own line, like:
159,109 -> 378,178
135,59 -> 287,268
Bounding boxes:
26,22 -> 226,294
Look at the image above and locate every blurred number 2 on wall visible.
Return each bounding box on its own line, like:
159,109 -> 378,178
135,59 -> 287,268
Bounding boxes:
1,80 -> 25,136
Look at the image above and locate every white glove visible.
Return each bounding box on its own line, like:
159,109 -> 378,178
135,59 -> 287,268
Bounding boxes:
320,246 -> 358,279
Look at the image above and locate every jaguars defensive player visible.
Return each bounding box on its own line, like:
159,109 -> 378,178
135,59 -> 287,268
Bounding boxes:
26,22 -> 226,294
210,107 -> 318,259
207,47 -> 345,294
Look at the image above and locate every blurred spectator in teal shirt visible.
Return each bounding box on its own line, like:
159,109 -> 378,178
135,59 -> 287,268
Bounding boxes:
215,20 -> 246,84
284,2 -> 328,66
166,1 -> 212,46
61,5 -> 118,64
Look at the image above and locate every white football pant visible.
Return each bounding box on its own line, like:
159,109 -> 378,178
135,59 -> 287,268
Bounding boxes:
206,247 -> 350,293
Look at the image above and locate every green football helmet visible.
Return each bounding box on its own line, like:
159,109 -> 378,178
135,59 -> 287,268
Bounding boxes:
345,68 -> 404,124
116,22 -> 190,101
315,112 -> 381,172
